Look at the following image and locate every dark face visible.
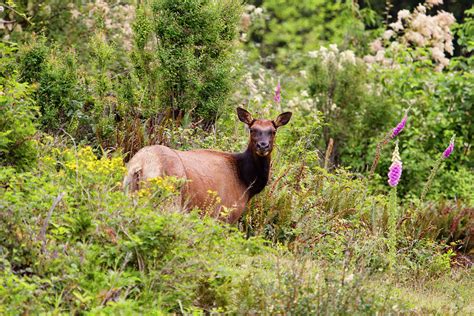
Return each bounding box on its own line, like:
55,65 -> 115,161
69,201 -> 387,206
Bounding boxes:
236,107 -> 292,157
249,120 -> 277,156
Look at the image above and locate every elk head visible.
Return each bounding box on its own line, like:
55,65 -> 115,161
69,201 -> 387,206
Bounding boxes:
237,107 -> 292,157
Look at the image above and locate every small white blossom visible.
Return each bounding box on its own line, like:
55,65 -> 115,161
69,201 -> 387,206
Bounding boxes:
416,4 -> 427,14
340,50 -> 356,65
390,41 -> 401,50
406,31 -> 426,46
254,94 -> 263,103
70,9 -> 81,19
245,4 -> 256,11
344,274 -> 354,282
325,51 -> 337,64
363,55 -> 376,64
444,41 -> 454,55
435,11 -> 455,28
383,30 -> 395,40
431,46 -> 445,62
370,39 -> 383,53
308,51 -> 318,58
425,0 -> 443,7
329,44 -> 339,52
254,7 -> 263,15
382,58 -> 393,66
397,10 -> 411,20
390,21 -> 404,31
375,50 -> 386,62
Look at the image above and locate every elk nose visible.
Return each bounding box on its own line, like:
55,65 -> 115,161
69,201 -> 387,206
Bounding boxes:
257,142 -> 270,150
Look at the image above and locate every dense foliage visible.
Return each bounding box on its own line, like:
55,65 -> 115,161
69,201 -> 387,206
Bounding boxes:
143,0 -> 242,125
0,0 -> 472,314
0,43 -> 38,169
1,138 -> 472,314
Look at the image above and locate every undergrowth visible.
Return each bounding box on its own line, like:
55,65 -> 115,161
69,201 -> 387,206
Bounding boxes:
0,136 -> 472,314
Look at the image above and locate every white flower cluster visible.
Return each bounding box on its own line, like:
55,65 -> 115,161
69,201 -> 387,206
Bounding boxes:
308,44 -> 357,69
287,92 -> 314,114
233,50 -> 315,118
365,0 -> 455,71
241,66 -> 276,115
240,5 -> 265,42
69,1 -> 135,50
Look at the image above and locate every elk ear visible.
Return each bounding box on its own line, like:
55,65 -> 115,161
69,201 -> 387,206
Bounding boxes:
273,111 -> 292,128
236,107 -> 254,125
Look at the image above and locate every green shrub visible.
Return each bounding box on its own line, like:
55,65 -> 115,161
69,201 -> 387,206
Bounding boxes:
306,45 -> 393,169
18,38 -> 48,84
133,0 -> 242,125
0,260 -> 39,315
17,36 -> 126,147
17,41 -> 89,137
0,43 -> 38,170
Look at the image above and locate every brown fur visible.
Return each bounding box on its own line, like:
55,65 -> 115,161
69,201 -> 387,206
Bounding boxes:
124,108 -> 292,223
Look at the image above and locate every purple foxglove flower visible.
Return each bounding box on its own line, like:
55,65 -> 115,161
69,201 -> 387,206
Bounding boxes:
442,135 -> 455,159
391,111 -> 408,138
274,81 -> 281,103
388,141 -> 402,187
388,162 -> 403,187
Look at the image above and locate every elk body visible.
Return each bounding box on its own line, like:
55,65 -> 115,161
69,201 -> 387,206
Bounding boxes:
124,108 -> 292,223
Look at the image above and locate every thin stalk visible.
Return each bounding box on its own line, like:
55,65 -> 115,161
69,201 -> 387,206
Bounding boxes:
420,156 -> 443,203
387,187 -> 398,271
369,130 -> 392,178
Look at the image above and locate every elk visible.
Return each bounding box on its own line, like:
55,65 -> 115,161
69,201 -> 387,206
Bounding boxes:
124,107 -> 292,223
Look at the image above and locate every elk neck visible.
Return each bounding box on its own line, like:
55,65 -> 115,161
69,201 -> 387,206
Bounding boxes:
234,145 -> 271,200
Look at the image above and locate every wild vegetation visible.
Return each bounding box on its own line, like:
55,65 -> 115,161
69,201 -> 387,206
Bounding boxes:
0,0 -> 472,314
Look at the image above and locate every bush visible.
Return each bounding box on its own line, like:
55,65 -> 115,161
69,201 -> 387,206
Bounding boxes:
133,0 -> 242,126
0,43 -> 38,170
306,45 -> 393,168
17,35 -> 130,148
18,40 -> 90,136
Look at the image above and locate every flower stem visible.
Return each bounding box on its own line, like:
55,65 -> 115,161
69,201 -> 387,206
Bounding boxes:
420,156 -> 443,203
369,130 -> 392,178
387,186 -> 398,270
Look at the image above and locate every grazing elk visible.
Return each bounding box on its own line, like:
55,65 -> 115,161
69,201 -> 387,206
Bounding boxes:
124,107 -> 292,223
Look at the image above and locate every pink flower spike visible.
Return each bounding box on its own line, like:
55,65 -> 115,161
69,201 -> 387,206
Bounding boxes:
442,135 -> 455,159
391,111 -> 408,138
274,81 -> 281,103
388,162 -> 403,187
388,141 -> 403,187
